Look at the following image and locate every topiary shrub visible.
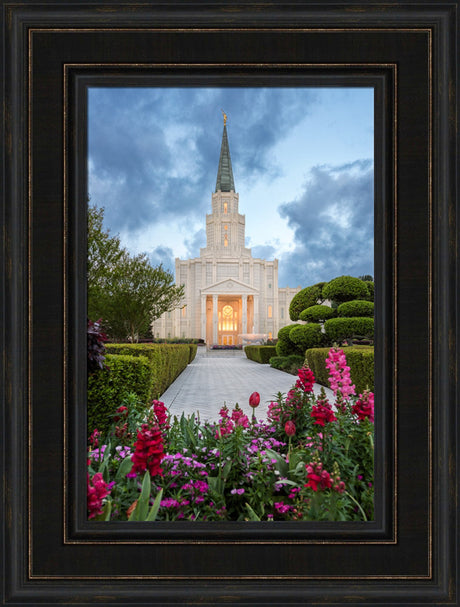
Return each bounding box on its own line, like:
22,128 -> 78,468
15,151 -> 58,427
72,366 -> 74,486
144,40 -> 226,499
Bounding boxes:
244,345 -> 278,364
364,281 -> 374,302
322,275 -> 369,305
289,283 -> 324,320
324,317 -> 374,342
289,323 -> 324,352
337,300 -> 374,318
305,346 -> 374,394
269,356 -> 285,370
87,354 -> 154,436
299,304 -> 336,323
275,324 -> 303,356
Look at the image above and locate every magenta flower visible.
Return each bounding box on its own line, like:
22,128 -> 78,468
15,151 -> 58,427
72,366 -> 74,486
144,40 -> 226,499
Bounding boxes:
87,472 -> 114,519
249,392 -> 260,408
325,347 -> 356,404
295,367 -> 315,392
351,390 -> 375,422
284,420 -> 296,437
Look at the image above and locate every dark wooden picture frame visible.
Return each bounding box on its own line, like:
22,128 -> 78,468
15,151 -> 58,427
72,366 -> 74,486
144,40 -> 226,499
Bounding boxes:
2,2 -> 458,605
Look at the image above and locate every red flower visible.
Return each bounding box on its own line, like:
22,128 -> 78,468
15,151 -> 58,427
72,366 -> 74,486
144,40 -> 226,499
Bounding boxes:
130,422 -> 165,478
113,406 -> 128,422
284,420 -> 296,437
305,462 -> 333,492
87,472 -> 114,519
295,367 -> 315,393
89,428 -> 100,448
249,392 -> 260,408
152,399 -> 169,428
351,391 -> 374,423
311,402 -> 337,427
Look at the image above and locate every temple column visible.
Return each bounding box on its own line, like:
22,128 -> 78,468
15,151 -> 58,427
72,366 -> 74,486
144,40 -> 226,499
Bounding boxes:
253,294 -> 259,333
201,295 -> 207,341
212,295 -> 218,344
242,294 -> 248,334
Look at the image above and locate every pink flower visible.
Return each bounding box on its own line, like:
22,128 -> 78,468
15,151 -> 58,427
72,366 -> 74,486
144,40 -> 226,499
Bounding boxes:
267,401 -> 281,423
249,392 -> 260,408
351,390 -> 374,423
295,367 -> 315,392
89,428 -> 100,448
231,406 -> 249,428
87,472 -> 114,519
325,347 -> 356,403
284,420 -> 296,437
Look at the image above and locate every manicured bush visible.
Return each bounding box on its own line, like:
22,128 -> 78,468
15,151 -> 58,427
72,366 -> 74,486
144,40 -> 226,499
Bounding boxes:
188,344 -> 198,363
305,346 -> 374,394
105,343 -> 190,398
88,354 -> 153,436
324,317 -> 374,342
275,324 -> 303,356
364,281 -> 374,301
299,304 -> 336,323
289,283 -> 325,320
322,275 -> 369,305
289,323 -> 324,351
269,356 -> 286,370
337,300 -> 374,318
244,345 -> 277,364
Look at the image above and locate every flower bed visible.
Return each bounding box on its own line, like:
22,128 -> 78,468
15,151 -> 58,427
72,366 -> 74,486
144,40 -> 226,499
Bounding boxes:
87,347 -> 374,522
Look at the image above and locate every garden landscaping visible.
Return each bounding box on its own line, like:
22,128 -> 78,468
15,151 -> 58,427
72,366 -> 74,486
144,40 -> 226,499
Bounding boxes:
88,347 -> 374,522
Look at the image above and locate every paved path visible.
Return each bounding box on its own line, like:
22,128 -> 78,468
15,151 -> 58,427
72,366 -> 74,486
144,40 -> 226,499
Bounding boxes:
159,348 -> 333,422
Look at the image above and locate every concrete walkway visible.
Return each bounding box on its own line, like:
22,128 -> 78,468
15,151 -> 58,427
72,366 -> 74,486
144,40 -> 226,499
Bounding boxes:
159,348 -> 334,422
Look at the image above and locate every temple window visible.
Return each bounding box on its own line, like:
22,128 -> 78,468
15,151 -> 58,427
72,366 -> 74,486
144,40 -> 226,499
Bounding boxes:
181,306 -> 187,317
224,233 -> 228,247
223,202 -> 228,214
268,332 -> 273,339
281,307 -> 284,319
268,305 -> 273,318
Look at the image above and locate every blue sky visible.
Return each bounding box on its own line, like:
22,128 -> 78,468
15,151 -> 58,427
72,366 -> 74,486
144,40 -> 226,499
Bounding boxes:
88,87 -> 374,288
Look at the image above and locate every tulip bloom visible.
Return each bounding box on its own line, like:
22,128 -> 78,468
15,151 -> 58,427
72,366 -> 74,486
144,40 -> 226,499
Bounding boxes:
249,392 -> 260,408
284,420 -> 296,437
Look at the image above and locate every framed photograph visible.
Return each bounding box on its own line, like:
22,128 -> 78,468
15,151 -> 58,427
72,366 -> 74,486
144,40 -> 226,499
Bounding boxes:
2,1 -> 458,604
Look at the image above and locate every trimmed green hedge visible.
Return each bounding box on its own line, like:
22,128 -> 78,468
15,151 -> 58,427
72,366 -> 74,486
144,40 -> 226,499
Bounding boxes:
269,354 -> 305,374
322,275 -> 370,304
337,299 -> 374,318
305,346 -> 374,394
244,345 -> 277,364
276,324 -> 303,357
289,323 -> 324,351
324,317 -> 374,341
299,304 -> 336,323
188,343 -> 198,363
105,343 -> 191,399
88,354 -> 154,436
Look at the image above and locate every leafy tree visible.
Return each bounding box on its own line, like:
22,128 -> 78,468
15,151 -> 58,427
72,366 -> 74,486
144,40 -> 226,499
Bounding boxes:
322,275 -> 369,305
87,205 -> 185,342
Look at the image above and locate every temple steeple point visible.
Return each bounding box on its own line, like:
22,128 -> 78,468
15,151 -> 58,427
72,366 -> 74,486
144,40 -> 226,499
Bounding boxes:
215,113 -> 235,193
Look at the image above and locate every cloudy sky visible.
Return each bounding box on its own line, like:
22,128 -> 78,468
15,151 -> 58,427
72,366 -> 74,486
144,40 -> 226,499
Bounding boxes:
88,87 -> 374,288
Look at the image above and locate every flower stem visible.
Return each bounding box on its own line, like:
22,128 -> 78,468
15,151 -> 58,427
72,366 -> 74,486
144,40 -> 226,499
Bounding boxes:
345,490 -> 368,521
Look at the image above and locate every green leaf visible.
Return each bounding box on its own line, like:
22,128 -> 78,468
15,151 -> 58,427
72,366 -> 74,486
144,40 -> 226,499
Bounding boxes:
115,455 -> 133,481
128,471 -> 152,521
146,488 -> 164,521
245,503 -> 261,521
264,448 -> 288,477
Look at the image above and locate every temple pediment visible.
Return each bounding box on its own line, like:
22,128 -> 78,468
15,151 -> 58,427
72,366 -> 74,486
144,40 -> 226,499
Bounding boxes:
201,278 -> 259,295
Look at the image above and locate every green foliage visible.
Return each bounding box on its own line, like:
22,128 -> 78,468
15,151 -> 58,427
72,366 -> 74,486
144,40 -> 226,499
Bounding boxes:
322,275 -> 369,305
299,304 -> 336,323
337,300 -> 374,318
324,317 -> 374,342
87,205 -> 185,342
289,283 -> 324,321
289,323 -> 324,352
364,281 -> 374,302
105,343 -> 190,398
87,354 -> 153,436
275,324 -> 303,356
244,345 -> 277,364
188,344 -> 198,363
305,346 -> 374,393
268,356 -> 286,370
269,354 -> 305,374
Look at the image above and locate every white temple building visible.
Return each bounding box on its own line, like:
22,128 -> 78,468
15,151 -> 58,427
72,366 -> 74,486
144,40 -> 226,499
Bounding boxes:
152,117 -> 301,345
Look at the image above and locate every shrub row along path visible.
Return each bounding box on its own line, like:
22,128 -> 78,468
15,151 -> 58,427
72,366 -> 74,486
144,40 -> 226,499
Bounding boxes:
160,347 -> 334,422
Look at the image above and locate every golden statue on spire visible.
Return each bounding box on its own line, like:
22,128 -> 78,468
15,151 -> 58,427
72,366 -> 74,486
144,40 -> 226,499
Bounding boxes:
221,109 -> 227,125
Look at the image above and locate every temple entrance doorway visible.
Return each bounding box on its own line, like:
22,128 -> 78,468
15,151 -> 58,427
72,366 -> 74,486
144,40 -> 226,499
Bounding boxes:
218,298 -> 240,345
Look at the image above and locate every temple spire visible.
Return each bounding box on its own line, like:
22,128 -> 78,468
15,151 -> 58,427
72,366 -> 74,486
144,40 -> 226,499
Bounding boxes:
215,113 -> 235,192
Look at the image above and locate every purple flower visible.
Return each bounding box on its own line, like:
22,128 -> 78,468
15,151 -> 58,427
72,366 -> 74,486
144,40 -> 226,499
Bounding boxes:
230,488 -> 245,495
